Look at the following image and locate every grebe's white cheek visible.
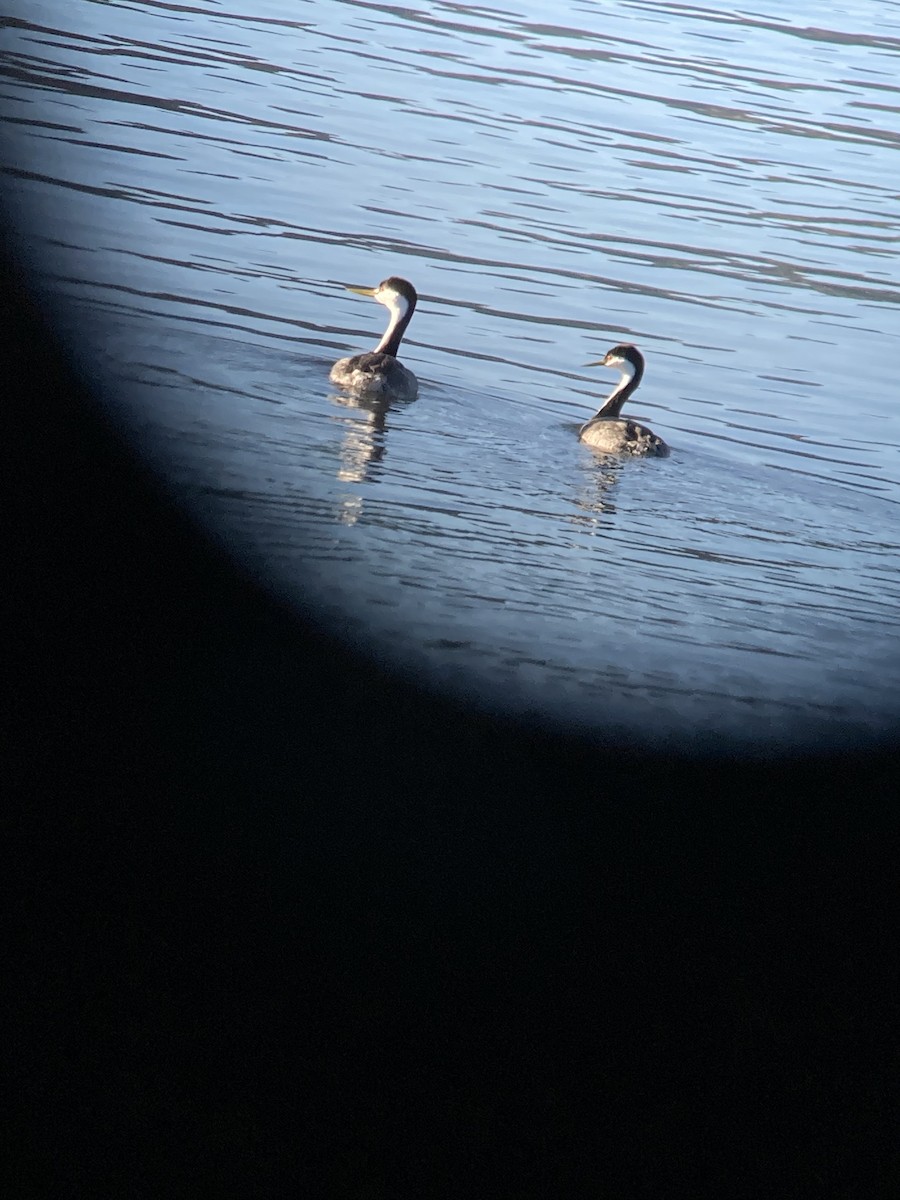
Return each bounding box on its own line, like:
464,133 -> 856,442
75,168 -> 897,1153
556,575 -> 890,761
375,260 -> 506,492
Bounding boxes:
386,293 -> 409,322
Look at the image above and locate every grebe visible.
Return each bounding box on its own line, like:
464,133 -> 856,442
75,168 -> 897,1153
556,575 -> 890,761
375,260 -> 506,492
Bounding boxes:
578,344 -> 669,458
330,276 -> 418,401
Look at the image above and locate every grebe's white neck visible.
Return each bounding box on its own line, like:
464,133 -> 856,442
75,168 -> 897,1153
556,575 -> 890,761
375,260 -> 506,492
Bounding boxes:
608,357 -> 635,394
375,292 -> 411,354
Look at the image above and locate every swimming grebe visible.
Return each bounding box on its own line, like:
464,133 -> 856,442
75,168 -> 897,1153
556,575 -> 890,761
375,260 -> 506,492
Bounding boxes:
578,344 -> 669,458
330,276 -> 418,402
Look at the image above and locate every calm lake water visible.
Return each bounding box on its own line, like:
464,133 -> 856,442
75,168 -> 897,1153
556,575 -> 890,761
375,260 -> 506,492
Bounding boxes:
4,0 -> 900,754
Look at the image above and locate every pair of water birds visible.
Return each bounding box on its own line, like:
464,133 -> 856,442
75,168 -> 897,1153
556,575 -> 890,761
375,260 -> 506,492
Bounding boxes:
329,276 -> 669,458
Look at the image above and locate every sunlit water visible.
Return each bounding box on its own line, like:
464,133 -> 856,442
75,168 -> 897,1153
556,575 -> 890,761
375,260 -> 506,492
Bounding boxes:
4,0 -> 900,754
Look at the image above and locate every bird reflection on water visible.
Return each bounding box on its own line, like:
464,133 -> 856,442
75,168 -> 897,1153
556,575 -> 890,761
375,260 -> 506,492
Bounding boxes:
569,458 -> 623,531
328,389 -> 417,526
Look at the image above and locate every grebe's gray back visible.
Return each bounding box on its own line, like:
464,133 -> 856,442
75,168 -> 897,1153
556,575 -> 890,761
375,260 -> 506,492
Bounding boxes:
330,276 -> 418,402
578,344 -> 669,458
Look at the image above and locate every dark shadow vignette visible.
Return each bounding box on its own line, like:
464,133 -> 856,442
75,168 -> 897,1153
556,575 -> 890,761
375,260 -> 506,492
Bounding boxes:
5,239 -> 900,1197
